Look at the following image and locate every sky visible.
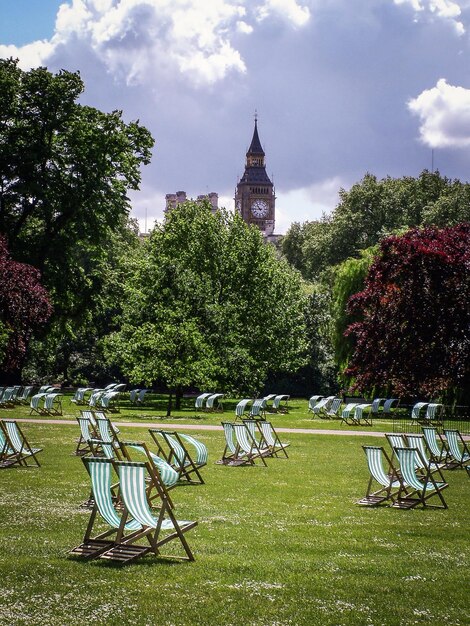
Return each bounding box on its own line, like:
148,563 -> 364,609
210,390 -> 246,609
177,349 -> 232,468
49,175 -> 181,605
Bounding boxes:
2,0 -> 470,234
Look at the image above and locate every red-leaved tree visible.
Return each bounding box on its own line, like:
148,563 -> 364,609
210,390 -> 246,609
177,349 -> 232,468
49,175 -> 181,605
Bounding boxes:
0,235 -> 52,380
345,224 -> 470,400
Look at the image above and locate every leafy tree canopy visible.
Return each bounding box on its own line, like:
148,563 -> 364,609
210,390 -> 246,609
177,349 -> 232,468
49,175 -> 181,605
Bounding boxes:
105,201 -> 307,412
345,224 -> 470,402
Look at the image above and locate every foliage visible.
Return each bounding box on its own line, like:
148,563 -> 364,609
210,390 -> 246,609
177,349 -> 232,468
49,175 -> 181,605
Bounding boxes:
0,234 -> 52,378
105,201 -> 307,412
0,58 -> 154,360
345,224 -> 470,401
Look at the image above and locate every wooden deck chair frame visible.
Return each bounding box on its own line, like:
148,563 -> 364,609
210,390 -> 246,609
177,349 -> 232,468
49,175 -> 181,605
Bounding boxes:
217,422 -> 250,466
242,419 -> 272,457
353,403 -> 373,426
421,426 -> 449,465
392,446 -> 448,509
232,422 -> 268,466
0,421 -> 25,468
75,415 -> 99,456
357,446 -> 404,506
258,420 -> 289,458
148,429 -> 205,484
1,419 -> 42,467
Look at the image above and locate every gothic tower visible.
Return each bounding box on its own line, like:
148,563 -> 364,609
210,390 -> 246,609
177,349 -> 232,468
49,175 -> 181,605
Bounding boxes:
235,115 -> 275,236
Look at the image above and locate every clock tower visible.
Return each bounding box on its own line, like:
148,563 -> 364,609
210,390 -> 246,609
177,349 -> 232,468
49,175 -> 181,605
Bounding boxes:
235,115 -> 275,236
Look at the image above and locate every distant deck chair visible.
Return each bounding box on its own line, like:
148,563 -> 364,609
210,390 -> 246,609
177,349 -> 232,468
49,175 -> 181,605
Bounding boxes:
340,402 -> 360,425
195,393 -> 212,411
149,429 -> 206,484
324,397 -> 342,419
411,402 -> 429,422
218,422 -> 249,465
353,403 -> 373,426
311,395 -> 335,418
232,422 -> 268,466
0,387 -> 16,408
357,446 -> 403,506
424,403 -> 444,426
94,410 -> 120,435
383,398 -> 399,414
29,386 -> 55,415
263,394 -> 277,412
1,419 -> 42,466
43,392 -> 63,416
422,426 -> 448,464
94,417 -> 122,458
308,395 -> 323,414
16,386 -> 34,405
385,433 -> 407,464
271,394 -> 289,414
130,389 -> 148,404
205,393 -> 224,412
370,398 -> 386,416
258,421 -> 289,458
71,387 -> 93,405
249,398 -> 267,419
443,429 -> 470,470
235,398 -> 252,420
100,390 -> 121,412
392,447 -> 448,509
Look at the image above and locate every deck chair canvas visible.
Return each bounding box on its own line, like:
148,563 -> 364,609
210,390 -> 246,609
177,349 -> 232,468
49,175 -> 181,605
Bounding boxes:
217,422 -> 249,465
392,447 -> 448,509
232,422 -> 268,466
258,421 -> 289,458
242,419 -> 271,457
422,426 -> 448,465
148,429 -> 206,484
405,433 -> 444,474
0,420 -> 42,467
0,423 -> 24,468
443,429 -> 470,470
308,395 -> 323,413
357,446 -> 403,506
340,402 -> 360,425
75,415 -> 99,456
271,395 -> 289,414
311,396 -> 335,418
353,403 -> 373,426
323,397 -> 343,419
205,393 -> 224,412
249,398 -> 267,419
195,393 -> 212,411
235,399 -> 252,420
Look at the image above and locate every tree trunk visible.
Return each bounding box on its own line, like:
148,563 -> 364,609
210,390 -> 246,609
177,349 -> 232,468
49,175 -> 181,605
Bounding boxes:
175,385 -> 183,410
166,391 -> 173,417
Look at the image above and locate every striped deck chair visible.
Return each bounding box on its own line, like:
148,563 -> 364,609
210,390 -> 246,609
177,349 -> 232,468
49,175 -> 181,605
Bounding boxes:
16,386 -> 34,405
0,423 -> 23,468
392,447 -> 448,509
308,395 -> 323,414
383,398 -> 399,414
242,419 -> 271,457
195,392 -> 212,411
340,402 -> 360,425
1,420 -> 42,466
271,394 -> 289,414
422,426 -> 448,464
129,389 -> 148,404
324,397 -> 342,419
148,429 -> 205,484
179,433 -> 208,466
411,402 -> 429,422
258,421 -> 289,458
443,429 -> 470,470
357,446 -> 403,506
71,387 -> 93,405
0,387 -> 15,408
70,457 -> 144,561
29,386 -> 55,415
424,403 -> 444,426
100,390 -> 121,412
218,422 -> 249,465
205,393 -> 224,412
385,433 -> 407,465
75,416 -> 99,456
263,394 -> 277,412
94,417 -> 122,457
114,460 -> 197,562
311,395 -> 335,418
94,410 -> 120,435
249,398 -> 267,420
43,392 -> 63,416
405,433 -> 444,474
233,422 -> 268,466
353,403 -> 373,426
370,398 -> 386,416
235,398 -> 252,420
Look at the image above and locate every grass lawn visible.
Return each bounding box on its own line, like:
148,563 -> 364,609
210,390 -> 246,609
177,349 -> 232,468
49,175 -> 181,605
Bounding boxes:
0,418 -> 468,625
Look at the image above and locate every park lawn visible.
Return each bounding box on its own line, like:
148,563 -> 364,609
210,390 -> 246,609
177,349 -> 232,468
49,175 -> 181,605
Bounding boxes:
0,422 -> 468,625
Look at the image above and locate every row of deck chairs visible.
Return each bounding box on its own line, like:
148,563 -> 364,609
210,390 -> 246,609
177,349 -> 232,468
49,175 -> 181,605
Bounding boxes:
218,419 -> 289,466
0,419 -> 42,468
30,386 -> 63,416
0,385 -> 35,407
195,392 -> 225,412
308,395 -> 399,424
410,402 -> 444,426
358,427 -> 470,509
71,383 -> 126,411
235,395 -> 290,420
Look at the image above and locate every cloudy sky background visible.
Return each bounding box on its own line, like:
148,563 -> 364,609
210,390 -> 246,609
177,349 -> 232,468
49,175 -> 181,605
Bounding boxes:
2,0 -> 470,233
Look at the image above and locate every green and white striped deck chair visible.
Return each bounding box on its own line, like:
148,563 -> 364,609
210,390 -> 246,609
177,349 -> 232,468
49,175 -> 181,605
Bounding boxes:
94,410 -> 120,434
195,392 -> 212,411
422,426 -> 448,464
218,422 -> 246,465
324,397 -> 343,419
271,394 -> 289,414
311,395 -> 335,417
411,402 -> 429,422
383,398 -> 399,414
206,393 -> 224,412
0,422 -> 23,467
116,460 -> 197,562
263,394 -> 277,412
235,398 -> 252,420
242,419 -> 271,456
70,457 -> 144,561
0,387 -> 15,407
405,433 -> 443,474
71,387 -> 93,405
370,398 -> 386,416
16,386 -> 34,405
233,422 -> 268,466
249,398 -> 267,419
353,403 -> 373,426
392,447 -> 448,509
357,446 -> 403,506
424,403 -> 444,426
258,420 -> 289,458
385,433 -> 407,465
94,417 -> 122,458
80,409 -> 98,428
75,415 -> 99,456
148,429 -> 205,484
29,388 -> 54,415
308,395 -> 323,414
179,433 -> 208,466
443,429 -> 470,470
340,402 -> 360,425
43,392 -> 62,416
1,420 -> 42,466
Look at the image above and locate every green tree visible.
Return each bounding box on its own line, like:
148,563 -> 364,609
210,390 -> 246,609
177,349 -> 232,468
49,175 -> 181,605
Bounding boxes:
0,58 -> 154,376
105,201 -> 307,414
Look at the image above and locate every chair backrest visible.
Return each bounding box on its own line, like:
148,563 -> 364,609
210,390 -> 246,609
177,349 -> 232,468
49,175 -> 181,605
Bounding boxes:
122,441 -> 180,487
313,396 -> 335,413
308,395 -> 323,410
444,429 -> 466,462
233,423 -> 256,454
206,393 -> 223,409
394,447 -> 425,490
137,389 -> 147,403
411,402 -> 428,420
222,422 -> 237,454
383,398 -> 399,413
3,421 -> 24,453
0,424 -> 13,454
81,409 -> 97,426
77,416 -> 94,440
179,433 -> 208,465
250,398 -> 266,417
405,434 -> 428,468
426,403 -> 443,420
363,446 -> 398,487
235,399 -> 252,418
371,398 -> 385,413
272,394 -> 289,410
96,417 -> 118,444
422,426 -> 442,457
258,421 -> 276,447
327,398 -> 342,415
129,389 -> 140,403
195,393 -> 212,409
117,461 -> 160,527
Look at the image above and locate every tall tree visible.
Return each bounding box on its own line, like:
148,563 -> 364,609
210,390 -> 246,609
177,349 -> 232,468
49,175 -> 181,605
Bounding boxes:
105,201 -> 307,414
0,58 -> 154,363
344,224 -> 470,402
0,235 -> 52,381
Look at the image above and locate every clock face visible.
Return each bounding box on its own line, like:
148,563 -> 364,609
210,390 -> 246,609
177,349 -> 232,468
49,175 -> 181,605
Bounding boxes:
251,199 -> 269,218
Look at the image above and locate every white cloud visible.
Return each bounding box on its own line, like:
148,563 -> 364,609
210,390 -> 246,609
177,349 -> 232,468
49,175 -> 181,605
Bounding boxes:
256,0 -> 311,27
394,0 -> 464,33
409,78 -> 470,148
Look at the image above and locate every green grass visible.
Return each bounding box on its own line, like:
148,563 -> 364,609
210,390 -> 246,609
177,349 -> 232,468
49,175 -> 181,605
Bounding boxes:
0,421 -> 469,625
